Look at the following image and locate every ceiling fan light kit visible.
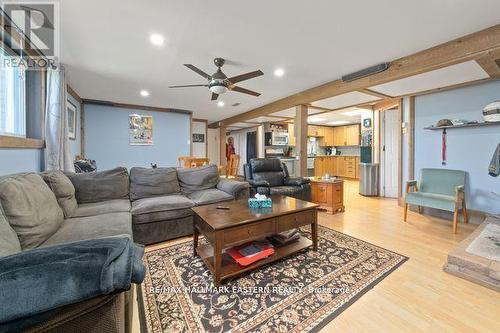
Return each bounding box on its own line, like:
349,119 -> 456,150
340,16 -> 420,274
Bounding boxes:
169,57 -> 264,101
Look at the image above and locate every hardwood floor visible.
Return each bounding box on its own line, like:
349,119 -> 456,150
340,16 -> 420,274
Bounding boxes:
133,180 -> 500,332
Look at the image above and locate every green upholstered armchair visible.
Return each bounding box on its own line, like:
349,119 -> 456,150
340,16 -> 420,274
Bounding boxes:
404,168 -> 468,233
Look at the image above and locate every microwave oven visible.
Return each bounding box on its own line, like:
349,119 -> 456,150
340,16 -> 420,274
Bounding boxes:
265,132 -> 289,146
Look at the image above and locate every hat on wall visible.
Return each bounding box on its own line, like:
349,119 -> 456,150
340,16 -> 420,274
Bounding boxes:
436,119 -> 453,127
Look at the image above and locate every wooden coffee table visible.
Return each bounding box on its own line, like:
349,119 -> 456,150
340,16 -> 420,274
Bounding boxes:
192,195 -> 319,286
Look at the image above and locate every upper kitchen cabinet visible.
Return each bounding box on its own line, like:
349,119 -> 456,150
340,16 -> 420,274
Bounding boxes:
345,124 -> 360,146
319,127 -> 334,146
333,126 -> 346,146
308,125 -> 322,137
333,124 -> 360,146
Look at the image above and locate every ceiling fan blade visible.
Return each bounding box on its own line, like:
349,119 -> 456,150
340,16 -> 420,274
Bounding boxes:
211,93 -> 219,101
228,70 -> 264,84
230,86 -> 261,97
184,64 -> 211,80
169,84 -> 208,88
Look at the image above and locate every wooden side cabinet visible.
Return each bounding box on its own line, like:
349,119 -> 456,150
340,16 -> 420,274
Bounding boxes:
311,179 -> 345,214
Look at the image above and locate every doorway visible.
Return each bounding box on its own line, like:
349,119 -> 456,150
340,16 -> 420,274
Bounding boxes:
380,108 -> 399,198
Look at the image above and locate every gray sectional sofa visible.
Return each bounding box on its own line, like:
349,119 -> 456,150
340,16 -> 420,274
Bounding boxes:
0,164 -> 249,332
129,165 -> 249,244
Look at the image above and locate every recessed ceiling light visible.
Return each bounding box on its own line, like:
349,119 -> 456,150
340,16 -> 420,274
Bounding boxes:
274,68 -> 285,77
217,101 -> 225,107
149,33 -> 164,46
341,109 -> 362,116
328,120 -> 350,125
140,90 -> 150,97
308,117 -> 326,123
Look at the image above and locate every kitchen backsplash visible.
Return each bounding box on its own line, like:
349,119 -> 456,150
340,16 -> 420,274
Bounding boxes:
336,146 -> 360,156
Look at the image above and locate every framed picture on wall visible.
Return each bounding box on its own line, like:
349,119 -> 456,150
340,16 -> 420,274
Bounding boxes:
67,101 -> 77,140
129,114 -> 154,145
192,133 -> 205,143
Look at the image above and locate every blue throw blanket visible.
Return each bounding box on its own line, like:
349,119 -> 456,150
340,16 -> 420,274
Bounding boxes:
0,236 -> 144,330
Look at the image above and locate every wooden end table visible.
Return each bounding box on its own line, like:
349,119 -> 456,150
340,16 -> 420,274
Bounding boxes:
310,178 -> 345,214
192,195 -> 319,286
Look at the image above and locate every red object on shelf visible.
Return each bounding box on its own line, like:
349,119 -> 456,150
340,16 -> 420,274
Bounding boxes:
227,242 -> 274,266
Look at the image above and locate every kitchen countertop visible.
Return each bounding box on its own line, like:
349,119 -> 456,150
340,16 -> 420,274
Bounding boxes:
314,155 -> 360,157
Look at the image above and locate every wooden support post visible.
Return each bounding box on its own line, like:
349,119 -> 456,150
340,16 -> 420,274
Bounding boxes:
295,105 -> 308,177
219,126 -> 227,166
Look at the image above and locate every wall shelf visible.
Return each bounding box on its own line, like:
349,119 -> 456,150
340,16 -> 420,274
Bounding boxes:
424,121 -> 500,130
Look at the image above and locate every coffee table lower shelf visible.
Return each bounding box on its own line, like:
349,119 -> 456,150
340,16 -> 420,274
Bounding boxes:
196,236 -> 312,283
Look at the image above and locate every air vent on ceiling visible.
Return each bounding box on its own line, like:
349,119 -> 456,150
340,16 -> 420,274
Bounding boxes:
342,63 -> 390,82
232,103 -> 241,107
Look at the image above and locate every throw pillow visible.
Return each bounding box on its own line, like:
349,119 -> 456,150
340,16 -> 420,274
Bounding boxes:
129,167 -> 180,201
41,170 -> 78,217
0,201 -> 22,257
177,164 -> 220,194
65,167 -> 129,204
0,173 -> 64,249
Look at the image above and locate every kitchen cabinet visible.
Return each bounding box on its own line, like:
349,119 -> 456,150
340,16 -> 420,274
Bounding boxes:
319,127 -> 334,146
314,157 -> 325,177
288,124 -> 296,146
314,156 -> 360,179
333,126 -> 346,146
308,125 -> 323,137
331,124 -> 360,146
346,125 -> 360,146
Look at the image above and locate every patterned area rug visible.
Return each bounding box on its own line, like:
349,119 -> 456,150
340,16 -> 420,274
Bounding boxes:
138,225 -> 408,333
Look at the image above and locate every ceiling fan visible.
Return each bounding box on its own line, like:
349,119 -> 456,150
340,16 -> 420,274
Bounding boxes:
169,58 -> 264,101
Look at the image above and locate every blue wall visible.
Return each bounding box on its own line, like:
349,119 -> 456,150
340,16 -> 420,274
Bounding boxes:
415,80 -> 500,214
0,149 -> 43,175
84,104 -> 191,170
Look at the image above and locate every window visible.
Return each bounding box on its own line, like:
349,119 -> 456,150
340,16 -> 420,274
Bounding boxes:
0,47 -> 26,137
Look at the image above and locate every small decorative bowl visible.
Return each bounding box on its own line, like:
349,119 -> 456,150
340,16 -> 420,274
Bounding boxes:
248,198 -> 273,208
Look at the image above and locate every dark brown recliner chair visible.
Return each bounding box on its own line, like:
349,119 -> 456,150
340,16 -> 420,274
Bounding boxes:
243,158 -> 311,201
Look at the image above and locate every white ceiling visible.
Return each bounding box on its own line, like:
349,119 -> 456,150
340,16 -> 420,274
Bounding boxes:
369,60 -> 489,96
311,91 -> 380,109
246,116 -> 287,123
59,0 -> 500,122
308,107 -> 364,125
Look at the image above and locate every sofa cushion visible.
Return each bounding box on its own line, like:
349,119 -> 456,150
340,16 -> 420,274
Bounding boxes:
41,212 -> 132,247
73,199 -> 131,218
133,208 -> 193,225
0,173 -> 63,249
0,202 -> 21,257
41,170 -> 78,217
131,195 -> 195,215
187,189 -> 234,206
129,167 -> 180,201
65,167 -> 129,204
406,192 -> 456,211
177,165 -> 220,194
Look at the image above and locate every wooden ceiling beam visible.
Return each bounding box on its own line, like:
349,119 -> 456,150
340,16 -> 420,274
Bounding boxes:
358,88 -> 393,99
476,49 -> 500,78
211,24 -> 500,128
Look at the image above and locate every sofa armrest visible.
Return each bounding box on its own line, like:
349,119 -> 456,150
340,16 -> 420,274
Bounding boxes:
0,237 -> 144,325
405,180 -> 418,193
247,179 -> 270,188
217,178 -> 250,199
284,177 -> 310,186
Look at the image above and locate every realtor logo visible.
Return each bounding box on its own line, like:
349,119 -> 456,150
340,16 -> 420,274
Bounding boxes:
1,1 -> 59,60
